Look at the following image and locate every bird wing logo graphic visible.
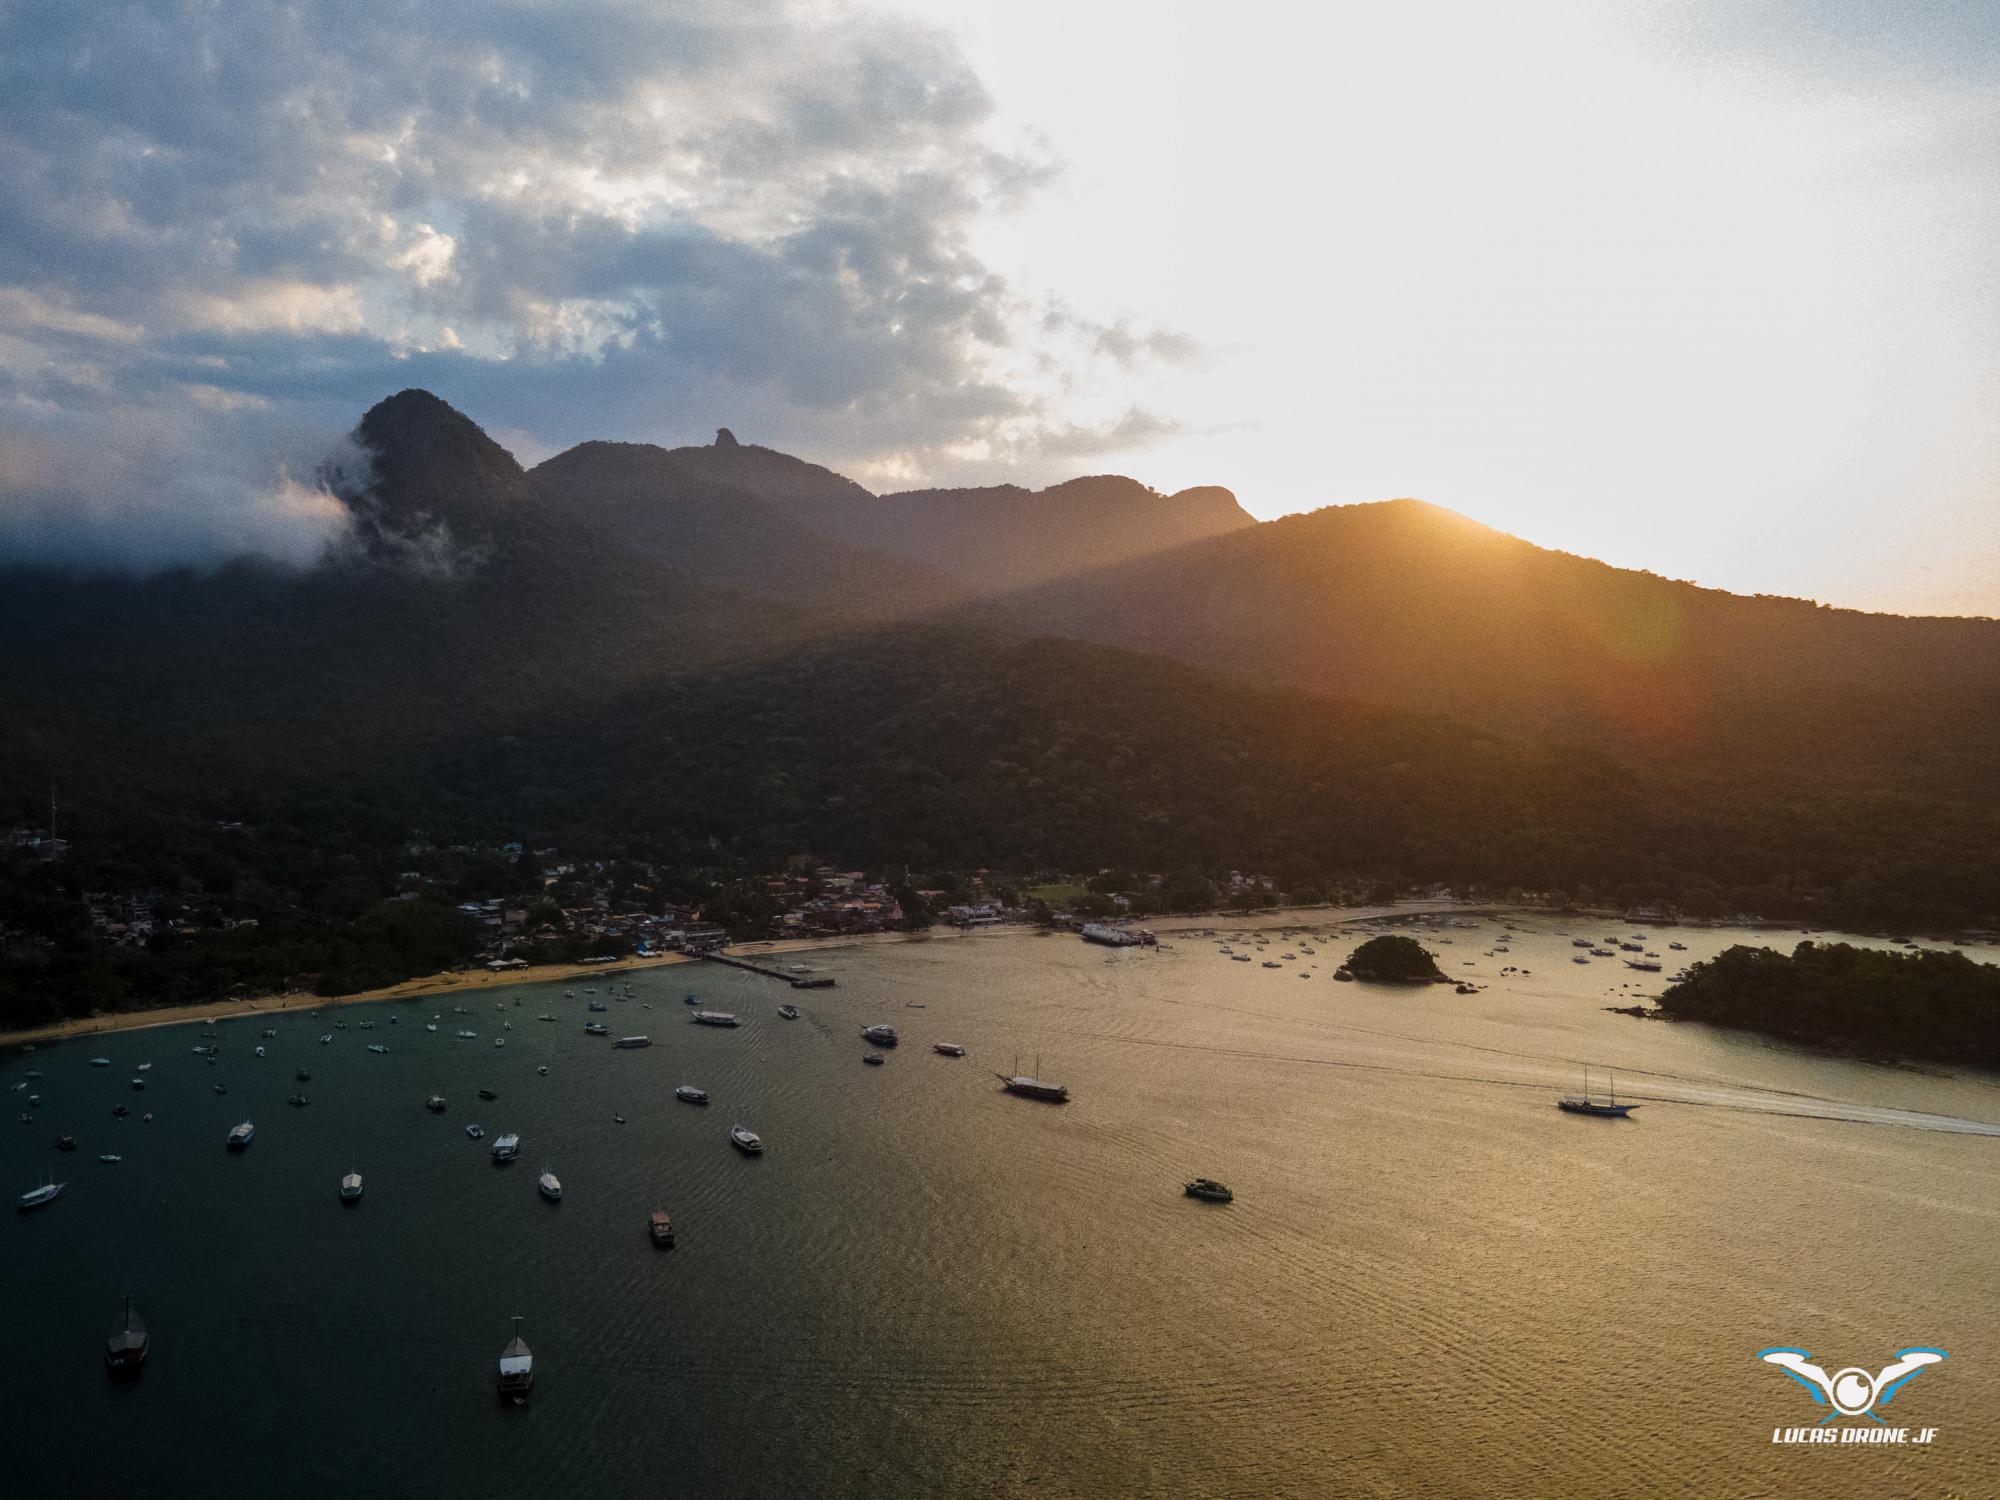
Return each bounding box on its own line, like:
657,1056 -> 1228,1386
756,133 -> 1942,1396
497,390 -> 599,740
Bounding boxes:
1757,1347 -> 1947,1422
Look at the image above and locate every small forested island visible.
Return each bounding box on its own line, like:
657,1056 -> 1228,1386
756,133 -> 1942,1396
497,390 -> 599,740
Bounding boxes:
1342,935 -> 1446,984
1654,941 -> 2000,1068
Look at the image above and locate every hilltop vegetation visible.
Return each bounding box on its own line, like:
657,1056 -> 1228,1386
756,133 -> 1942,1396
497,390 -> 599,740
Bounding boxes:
1342,935 -> 1445,984
3,387 -> 1997,1027
1653,942 -> 2000,1068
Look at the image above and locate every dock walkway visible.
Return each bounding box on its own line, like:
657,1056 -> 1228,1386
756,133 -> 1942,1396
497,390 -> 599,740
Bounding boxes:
700,952 -> 837,988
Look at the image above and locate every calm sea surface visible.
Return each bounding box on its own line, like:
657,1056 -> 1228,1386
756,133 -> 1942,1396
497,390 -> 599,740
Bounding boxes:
3,916 -> 1996,1498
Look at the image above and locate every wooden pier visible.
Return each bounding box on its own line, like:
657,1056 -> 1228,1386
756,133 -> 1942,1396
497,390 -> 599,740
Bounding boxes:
700,952 -> 837,988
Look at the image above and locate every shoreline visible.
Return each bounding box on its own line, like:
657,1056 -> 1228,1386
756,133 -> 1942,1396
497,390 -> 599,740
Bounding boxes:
0,898 -> 1493,1051
18,894 -> 1945,1053
0,929 -> 931,1051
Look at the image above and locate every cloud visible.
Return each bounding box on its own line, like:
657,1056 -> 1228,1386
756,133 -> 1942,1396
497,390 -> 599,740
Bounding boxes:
0,0 -> 1193,568
0,404 -> 354,573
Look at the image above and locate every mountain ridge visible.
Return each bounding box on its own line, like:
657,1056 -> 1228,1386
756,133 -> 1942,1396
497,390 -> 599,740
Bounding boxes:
523,414 -> 1255,594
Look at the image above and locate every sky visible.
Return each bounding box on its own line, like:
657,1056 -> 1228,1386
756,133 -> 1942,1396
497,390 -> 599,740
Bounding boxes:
0,0 -> 1994,613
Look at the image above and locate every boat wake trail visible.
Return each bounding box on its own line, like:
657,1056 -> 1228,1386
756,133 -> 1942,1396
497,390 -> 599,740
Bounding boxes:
1067,1029 -> 2000,1137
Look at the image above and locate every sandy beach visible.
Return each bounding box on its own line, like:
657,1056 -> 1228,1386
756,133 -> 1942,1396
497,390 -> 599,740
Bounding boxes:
0,899 -> 1502,1052
0,930 -> 938,1051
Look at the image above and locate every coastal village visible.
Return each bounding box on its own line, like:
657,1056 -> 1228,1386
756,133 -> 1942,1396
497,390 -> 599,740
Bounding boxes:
4,816 -> 1330,1004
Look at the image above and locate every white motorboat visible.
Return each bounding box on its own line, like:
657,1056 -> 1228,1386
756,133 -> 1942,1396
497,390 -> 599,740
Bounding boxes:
538,1169 -> 562,1202
17,1178 -> 65,1211
498,1317 -> 534,1402
492,1132 -> 521,1161
340,1171 -> 363,1201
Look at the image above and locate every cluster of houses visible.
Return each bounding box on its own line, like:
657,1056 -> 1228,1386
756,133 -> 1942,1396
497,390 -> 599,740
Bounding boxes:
459,864 -> 1031,967
447,891 -> 730,963
765,869 -> 907,938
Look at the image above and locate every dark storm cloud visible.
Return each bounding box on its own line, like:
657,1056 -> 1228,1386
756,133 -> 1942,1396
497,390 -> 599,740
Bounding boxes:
0,0 -> 1183,570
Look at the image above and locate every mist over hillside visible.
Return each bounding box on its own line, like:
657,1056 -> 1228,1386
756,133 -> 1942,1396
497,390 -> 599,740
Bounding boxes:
4,387 -> 1997,1022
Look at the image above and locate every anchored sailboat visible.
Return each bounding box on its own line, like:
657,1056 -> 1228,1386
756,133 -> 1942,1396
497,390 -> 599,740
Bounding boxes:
1557,1068 -> 1638,1118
